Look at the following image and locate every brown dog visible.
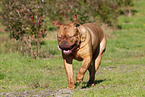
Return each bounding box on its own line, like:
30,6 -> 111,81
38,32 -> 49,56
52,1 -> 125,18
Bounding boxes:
52,14 -> 107,90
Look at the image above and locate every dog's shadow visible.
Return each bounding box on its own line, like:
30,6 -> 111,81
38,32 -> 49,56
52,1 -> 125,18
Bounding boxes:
75,79 -> 106,89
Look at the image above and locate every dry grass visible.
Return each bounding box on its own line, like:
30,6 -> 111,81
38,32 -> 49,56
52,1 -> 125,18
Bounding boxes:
100,23 -> 115,39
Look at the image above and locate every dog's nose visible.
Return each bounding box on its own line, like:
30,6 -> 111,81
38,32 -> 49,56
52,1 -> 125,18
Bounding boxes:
61,41 -> 67,46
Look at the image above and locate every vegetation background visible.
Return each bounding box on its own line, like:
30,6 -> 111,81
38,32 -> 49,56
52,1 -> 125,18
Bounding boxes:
0,0 -> 145,96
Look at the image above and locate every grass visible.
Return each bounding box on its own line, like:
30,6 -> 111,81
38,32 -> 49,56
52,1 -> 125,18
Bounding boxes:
0,0 -> 145,96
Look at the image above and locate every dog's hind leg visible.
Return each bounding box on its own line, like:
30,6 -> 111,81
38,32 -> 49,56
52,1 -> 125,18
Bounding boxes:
95,37 -> 106,71
87,37 -> 106,86
87,59 -> 96,86
87,42 -> 100,86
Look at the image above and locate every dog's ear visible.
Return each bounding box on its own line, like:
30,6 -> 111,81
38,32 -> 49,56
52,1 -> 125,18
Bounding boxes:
73,13 -> 78,25
52,20 -> 63,27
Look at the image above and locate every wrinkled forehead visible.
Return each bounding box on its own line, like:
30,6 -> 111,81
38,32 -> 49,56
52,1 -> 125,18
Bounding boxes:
58,25 -> 77,36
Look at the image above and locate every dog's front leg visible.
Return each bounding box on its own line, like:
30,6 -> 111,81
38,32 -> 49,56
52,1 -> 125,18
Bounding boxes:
64,59 -> 75,90
76,56 -> 92,83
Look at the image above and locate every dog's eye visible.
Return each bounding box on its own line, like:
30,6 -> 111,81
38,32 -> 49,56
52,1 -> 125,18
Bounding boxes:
58,37 -> 62,39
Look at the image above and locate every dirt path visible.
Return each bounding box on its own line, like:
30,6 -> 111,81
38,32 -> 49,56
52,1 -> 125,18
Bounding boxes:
0,89 -> 72,97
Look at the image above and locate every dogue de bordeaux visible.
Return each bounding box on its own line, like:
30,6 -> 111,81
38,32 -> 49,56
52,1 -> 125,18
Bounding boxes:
52,14 -> 107,90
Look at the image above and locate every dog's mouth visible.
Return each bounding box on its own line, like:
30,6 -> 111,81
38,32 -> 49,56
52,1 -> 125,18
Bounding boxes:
58,43 -> 76,55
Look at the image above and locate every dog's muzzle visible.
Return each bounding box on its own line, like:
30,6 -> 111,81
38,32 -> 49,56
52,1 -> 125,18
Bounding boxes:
58,42 -> 76,55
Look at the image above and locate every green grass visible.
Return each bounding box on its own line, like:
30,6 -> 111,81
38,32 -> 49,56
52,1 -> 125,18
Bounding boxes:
0,0 -> 145,96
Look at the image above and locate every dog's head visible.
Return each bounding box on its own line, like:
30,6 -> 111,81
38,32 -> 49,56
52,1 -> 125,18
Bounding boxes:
52,14 -> 80,55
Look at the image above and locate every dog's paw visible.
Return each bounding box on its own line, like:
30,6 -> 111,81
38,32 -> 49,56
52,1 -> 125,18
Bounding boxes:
67,84 -> 75,90
76,79 -> 83,83
87,81 -> 94,87
87,83 -> 94,87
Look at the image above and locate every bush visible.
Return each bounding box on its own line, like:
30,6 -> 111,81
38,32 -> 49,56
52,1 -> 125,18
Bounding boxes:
95,0 -> 119,26
46,0 -> 95,24
117,0 -> 135,17
1,0 -> 47,58
46,0 -> 135,26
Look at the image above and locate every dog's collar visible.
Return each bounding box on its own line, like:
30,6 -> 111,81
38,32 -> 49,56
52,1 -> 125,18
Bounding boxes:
75,24 -> 80,27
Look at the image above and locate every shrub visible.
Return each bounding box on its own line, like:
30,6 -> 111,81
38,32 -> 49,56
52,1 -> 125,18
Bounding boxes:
46,0 -> 94,24
1,0 -> 47,58
46,0 -> 118,25
117,0 -> 135,17
46,0 -> 135,26
95,0 -> 119,26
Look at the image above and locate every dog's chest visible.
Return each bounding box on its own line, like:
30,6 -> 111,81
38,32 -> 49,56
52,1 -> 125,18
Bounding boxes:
72,51 -> 83,61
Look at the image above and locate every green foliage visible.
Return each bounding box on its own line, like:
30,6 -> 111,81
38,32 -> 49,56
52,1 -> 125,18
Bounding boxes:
46,0 -> 95,24
1,0 -> 47,39
117,0 -> 135,16
46,0 -> 118,25
1,0 -> 47,58
46,0 -> 135,26
95,0 -> 119,26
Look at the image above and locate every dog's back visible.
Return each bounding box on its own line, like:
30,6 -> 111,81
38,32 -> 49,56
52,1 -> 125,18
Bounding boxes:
81,23 -> 106,53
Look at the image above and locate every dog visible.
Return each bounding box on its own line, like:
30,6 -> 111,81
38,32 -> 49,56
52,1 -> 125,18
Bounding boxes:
52,14 -> 107,89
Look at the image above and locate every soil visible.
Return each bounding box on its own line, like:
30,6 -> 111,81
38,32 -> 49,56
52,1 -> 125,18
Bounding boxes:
0,89 -> 72,97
